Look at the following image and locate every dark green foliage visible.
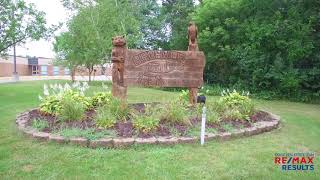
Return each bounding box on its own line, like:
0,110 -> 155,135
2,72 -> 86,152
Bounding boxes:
91,92 -> 112,107
193,0 -> 320,102
161,0 -> 195,50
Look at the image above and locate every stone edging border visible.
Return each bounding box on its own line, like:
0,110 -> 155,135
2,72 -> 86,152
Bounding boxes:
16,108 -> 280,148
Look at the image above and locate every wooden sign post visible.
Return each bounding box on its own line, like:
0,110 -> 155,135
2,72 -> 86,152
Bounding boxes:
111,23 -> 205,104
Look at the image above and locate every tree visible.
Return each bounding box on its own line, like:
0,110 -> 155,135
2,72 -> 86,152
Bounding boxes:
0,0 -> 54,55
54,0 -> 141,81
161,0 -> 195,50
135,0 -> 167,50
193,0 -> 320,100
53,32 -> 79,82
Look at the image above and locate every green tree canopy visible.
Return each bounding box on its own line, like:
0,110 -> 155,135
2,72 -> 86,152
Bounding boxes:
54,0 -> 141,81
193,0 -> 320,100
0,0 -> 55,55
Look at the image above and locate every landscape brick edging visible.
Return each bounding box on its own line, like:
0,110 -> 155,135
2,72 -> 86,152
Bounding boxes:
16,109 -> 280,148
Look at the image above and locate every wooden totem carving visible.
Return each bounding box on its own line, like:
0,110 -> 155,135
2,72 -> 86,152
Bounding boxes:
111,36 -> 127,100
188,22 -> 199,51
188,22 -> 199,104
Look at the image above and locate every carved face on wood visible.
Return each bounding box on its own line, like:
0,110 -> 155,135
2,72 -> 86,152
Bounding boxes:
112,36 -> 126,46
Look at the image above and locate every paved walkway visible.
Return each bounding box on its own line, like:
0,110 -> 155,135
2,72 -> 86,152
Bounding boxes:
0,75 -> 111,83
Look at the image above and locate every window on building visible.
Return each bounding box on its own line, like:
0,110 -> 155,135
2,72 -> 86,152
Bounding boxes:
64,68 -> 70,75
53,66 -> 59,75
41,65 -> 48,75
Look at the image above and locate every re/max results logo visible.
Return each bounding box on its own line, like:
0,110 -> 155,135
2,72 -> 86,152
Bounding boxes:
274,152 -> 316,171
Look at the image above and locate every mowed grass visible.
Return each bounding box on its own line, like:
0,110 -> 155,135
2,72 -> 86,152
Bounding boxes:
0,80 -> 319,179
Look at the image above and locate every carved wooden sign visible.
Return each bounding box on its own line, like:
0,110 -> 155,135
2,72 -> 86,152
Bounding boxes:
111,22 -> 205,104
123,50 -> 205,87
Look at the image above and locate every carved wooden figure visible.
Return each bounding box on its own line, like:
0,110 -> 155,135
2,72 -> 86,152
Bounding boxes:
188,22 -> 200,104
188,22 -> 199,51
111,36 -> 126,85
111,36 -> 127,100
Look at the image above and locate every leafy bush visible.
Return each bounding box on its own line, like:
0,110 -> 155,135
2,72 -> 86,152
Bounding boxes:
161,100 -> 190,125
132,105 -> 161,133
91,92 -> 112,107
39,82 -> 91,115
63,90 -> 92,109
94,105 -> 117,128
39,95 -> 62,115
215,90 -> 255,121
59,97 -> 85,122
31,118 -> 49,131
194,0 -> 320,102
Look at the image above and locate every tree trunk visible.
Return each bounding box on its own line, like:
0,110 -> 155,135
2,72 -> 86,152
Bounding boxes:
88,66 -> 94,82
71,67 -> 76,82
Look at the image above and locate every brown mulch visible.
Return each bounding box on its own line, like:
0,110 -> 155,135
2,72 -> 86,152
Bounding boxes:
27,104 -> 273,137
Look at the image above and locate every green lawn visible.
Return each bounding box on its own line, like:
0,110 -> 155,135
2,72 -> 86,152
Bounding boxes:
0,80 -> 319,179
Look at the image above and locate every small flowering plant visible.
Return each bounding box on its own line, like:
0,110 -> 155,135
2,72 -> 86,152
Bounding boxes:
38,82 -> 91,115
39,81 -> 89,100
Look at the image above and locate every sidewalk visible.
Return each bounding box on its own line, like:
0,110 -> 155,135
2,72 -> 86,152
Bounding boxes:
0,75 -> 112,83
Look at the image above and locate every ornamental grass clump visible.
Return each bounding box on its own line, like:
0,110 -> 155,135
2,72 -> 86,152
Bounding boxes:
59,97 -> 85,122
94,105 -> 117,128
161,100 -> 190,125
94,97 -> 129,128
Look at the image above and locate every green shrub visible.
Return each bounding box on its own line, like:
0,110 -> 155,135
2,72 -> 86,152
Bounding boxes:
39,95 -> 62,115
132,105 -> 161,133
215,90 -> 255,121
91,92 -> 112,107
39,90 -> 91,115
94,105 -> 117,128
63,90 -> 92,110
59,98 -> 85,122
161,100 -> 190,125
31,118 -> 49,131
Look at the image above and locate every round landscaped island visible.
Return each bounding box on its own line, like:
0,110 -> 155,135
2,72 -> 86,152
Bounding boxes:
16,83 -> 280,148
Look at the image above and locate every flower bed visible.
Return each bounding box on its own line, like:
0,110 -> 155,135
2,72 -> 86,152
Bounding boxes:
15,82 -> 280,148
